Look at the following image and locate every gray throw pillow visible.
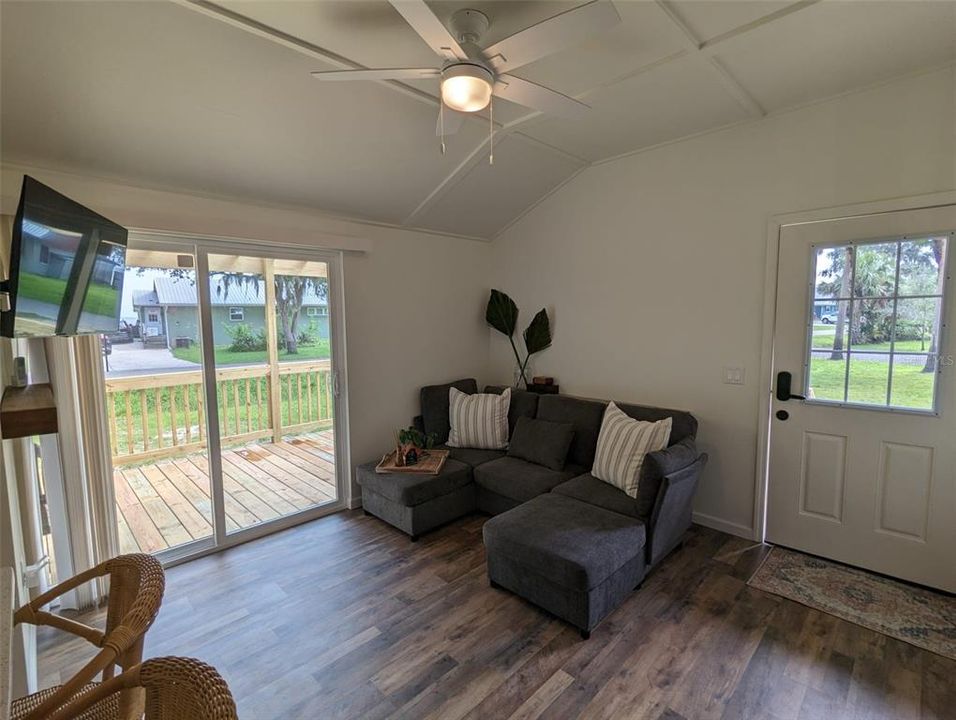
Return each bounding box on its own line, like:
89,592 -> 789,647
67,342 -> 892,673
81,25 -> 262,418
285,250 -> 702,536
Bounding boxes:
506,416 -> 575,471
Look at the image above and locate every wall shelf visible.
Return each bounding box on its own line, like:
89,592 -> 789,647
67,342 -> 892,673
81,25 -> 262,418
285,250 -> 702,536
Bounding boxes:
1,383 -> 58,439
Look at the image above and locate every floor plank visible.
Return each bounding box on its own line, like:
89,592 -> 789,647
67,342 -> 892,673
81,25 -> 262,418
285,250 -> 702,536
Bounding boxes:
36,516 -> 954,720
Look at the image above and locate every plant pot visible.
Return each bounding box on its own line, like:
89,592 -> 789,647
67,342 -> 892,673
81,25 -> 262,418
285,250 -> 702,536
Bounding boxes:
513,359 -> 534,389
397,443 -> 422,466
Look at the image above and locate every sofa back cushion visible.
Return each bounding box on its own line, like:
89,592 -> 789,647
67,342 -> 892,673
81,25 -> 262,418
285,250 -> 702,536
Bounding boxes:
447,387 -> 511,450
535,395 -> 607,469
591,403 -> 672,498
420,378 -> 477,444
616,402 -> 697,444
536,394 -> 699,469
506,416 -> 575,471
483,386 -> 539,437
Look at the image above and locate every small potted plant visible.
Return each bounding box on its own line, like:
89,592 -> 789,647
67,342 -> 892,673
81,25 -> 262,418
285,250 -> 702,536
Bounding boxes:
395,426 -> 437,466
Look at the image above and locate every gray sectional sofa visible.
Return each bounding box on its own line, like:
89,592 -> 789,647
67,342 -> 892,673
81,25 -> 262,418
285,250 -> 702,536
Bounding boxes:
356,378 -> 707,638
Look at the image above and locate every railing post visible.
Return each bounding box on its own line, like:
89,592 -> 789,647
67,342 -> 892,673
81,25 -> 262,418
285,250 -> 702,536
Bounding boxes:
264,258 -> 282,443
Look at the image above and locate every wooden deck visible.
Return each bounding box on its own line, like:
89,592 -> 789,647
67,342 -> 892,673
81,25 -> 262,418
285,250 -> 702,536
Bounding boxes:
114,431 -> 336,554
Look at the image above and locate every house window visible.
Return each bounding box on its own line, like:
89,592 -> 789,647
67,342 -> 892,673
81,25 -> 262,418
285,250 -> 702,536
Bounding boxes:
806,234 -> 950,412
39,244 -> 50,264
306,306 -> 328,317
229,307 -> 244,321
147,311 -> 160,323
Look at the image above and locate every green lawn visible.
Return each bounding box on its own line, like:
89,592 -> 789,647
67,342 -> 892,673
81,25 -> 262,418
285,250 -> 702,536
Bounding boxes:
19,272 -> 119,316
809,356 -> 935,409
171,339 -> 330,366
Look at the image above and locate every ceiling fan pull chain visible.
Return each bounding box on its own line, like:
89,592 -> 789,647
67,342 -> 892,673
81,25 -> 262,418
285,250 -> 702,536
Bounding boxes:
440,100 -> 446,155
489,95 -> 494,165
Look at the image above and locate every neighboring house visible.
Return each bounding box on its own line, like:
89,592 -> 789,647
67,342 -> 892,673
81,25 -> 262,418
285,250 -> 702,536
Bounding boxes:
132,275 -> 328,348
20,224 -> 123,286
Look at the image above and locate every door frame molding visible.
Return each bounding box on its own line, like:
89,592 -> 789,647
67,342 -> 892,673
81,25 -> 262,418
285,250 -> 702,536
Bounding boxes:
753,190 -> 956,543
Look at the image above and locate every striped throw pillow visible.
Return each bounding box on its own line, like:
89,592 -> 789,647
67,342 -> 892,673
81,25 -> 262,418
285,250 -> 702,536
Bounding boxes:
591,402 -> 672,498
447,387 -> 511,450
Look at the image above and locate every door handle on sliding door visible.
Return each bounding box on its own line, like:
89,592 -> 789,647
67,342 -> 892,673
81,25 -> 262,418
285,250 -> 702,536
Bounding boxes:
775,371 -> 806,401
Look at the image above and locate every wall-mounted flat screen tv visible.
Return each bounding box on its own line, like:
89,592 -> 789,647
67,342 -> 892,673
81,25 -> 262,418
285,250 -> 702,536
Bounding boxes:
1,176 -> 128,338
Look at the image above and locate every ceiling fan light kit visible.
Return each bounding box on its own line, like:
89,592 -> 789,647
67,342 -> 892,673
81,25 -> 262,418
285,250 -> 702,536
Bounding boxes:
440,63 -> 493,113
311,0 -> 621,161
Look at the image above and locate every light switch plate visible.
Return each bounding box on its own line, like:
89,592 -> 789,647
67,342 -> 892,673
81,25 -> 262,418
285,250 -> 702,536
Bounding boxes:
722,366 -> 745,385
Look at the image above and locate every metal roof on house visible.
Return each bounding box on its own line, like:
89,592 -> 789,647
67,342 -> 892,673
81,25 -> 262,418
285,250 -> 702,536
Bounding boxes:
132,289 -> 159,306
133,275 -> 327,308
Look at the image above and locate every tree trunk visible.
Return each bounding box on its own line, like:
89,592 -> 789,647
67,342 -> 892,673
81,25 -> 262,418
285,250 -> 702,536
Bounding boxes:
923,238 -> 945,373
830,247 -> 852,360
286,309 -> 300,355
278,303 -> 296,355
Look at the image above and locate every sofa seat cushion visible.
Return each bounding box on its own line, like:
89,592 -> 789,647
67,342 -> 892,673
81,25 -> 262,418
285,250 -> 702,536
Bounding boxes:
552,474 -> 643,519
483,494 -> 646,590
437,444 -> 506,468
357,458 -> 471,506
473,457 -> 582,505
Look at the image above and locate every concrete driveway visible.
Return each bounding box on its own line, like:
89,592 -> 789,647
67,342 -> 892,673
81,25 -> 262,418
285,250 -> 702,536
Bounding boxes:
106,341 -> 199,377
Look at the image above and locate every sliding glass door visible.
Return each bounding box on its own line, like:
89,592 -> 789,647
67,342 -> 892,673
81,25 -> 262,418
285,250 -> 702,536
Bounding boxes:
107,247 -> 216,556
206,254 -> 337,538
109,239 -> 344,563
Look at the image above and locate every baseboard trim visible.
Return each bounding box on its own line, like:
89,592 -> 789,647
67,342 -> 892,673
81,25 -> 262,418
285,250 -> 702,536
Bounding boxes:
348,495 -> 363,510
693,512 -> 755,540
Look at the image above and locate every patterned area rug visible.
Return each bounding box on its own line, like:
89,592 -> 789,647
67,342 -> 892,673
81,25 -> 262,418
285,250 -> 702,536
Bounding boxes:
748,547 -> 956,661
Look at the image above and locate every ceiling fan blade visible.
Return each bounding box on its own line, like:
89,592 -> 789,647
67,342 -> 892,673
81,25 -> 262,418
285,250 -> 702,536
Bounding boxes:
494,75 -> 590,119
436,106 -> 467,136
311,68 -> 440,82
483,0 -> 621,74
389,0 -> 467,61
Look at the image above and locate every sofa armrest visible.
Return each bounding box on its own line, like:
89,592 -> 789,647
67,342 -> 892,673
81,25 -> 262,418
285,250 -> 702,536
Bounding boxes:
646,452 -> 708,566
412,415 -> 425,433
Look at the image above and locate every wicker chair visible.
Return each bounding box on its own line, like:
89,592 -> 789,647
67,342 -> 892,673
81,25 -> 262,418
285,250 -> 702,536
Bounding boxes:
11,553 -> 166,720
46,657 -> 238,720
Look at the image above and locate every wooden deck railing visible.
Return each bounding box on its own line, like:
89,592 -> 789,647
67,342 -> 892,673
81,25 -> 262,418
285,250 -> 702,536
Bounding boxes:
105,360 -> 333,466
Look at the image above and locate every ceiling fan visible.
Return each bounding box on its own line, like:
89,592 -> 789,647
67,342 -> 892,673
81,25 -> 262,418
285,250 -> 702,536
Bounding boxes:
311,0 -> 621,158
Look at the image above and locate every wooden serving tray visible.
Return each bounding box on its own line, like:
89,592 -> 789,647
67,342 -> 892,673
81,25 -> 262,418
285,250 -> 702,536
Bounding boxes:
375,449 -> 449,475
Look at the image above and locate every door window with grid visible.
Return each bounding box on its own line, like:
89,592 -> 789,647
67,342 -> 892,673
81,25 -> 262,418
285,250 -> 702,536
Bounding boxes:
807,234 -> 951,412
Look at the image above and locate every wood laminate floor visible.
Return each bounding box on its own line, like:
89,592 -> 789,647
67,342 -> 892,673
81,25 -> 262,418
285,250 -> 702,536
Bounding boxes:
36,512 -> 955,719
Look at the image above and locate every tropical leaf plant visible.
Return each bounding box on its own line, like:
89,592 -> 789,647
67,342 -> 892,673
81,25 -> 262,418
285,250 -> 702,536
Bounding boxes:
485,289 -> 552,388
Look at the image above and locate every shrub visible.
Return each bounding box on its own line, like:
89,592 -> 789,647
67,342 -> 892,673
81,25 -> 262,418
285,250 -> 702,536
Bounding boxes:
226,323 -> 266,352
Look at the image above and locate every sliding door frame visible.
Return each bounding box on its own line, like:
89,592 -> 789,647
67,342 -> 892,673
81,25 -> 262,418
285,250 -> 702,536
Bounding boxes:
127,232 -> 350,567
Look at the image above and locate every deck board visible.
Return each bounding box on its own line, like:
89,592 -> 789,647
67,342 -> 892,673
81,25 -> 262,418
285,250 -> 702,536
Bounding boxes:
115,431 -> 337,554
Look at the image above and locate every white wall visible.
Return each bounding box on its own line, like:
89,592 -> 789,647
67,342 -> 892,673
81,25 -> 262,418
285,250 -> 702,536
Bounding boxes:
489,66 -> 956,537
0,164 -> 491,502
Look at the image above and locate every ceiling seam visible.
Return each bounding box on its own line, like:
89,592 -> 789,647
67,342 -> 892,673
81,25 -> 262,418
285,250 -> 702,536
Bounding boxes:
0,156 -> 491,244
654,0 -> 765,118
489,164 -> 590,243
170,0 -> 441,110
590,60 -> 956,168
698,0 -> 824,55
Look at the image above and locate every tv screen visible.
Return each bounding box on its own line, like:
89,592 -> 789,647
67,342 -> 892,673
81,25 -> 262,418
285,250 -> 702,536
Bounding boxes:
2,176 -> 128,337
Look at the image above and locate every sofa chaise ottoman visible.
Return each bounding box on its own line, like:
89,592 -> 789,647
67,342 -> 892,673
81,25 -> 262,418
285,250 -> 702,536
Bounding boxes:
483,493 -> 647,639
356,458 -> 473,541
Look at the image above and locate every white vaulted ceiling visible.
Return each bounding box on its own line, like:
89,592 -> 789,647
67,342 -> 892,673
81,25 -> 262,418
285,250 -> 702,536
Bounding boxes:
1,1 -> 954,240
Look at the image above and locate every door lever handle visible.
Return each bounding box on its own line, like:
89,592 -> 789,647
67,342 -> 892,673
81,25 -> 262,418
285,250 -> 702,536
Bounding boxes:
776,371 -> 806,401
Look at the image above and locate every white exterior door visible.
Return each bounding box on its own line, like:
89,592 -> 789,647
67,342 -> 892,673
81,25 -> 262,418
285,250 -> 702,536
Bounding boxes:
767,204 -> 956,593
